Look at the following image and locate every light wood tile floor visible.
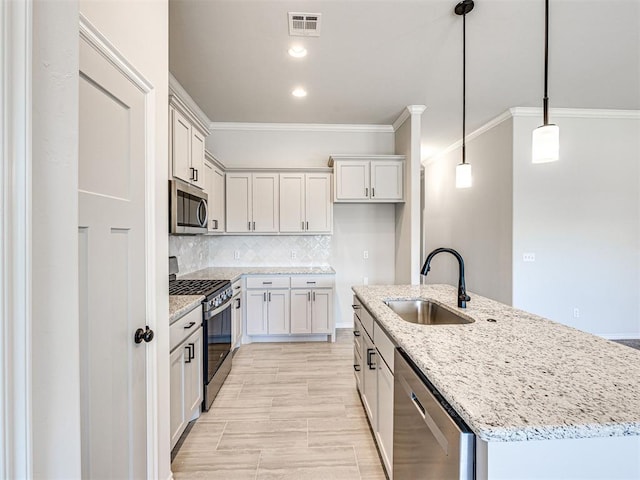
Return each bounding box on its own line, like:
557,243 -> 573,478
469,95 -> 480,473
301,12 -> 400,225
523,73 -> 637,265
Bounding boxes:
172,329 -> 387,480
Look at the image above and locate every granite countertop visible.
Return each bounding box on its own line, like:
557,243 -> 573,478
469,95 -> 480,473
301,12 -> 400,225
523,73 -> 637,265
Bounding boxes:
180,265 -> 336,283
169,266 -> 336,319
352,284 -> 640,443
169,294 -> 204,323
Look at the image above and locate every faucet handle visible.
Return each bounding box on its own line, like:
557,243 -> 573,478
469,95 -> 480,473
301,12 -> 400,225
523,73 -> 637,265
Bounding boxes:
460,293 -> 471,302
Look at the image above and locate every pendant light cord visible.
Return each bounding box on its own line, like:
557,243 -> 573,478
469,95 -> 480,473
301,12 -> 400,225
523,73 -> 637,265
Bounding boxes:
462,11 -> 467,164
543,0 -> 549,125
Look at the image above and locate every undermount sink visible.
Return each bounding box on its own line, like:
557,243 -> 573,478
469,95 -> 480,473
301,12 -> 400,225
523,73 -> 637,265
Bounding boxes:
384,300 -> 474,325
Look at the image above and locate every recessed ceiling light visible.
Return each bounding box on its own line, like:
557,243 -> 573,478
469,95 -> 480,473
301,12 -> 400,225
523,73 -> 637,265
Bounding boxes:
288,46 -> 307,58
292,87 -> 307,98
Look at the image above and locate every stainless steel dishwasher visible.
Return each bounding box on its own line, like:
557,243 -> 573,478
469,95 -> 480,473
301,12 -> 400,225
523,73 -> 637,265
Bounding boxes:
394,348 -> 475,479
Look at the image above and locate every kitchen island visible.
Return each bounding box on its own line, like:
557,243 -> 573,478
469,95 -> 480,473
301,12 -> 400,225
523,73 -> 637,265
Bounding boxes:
353,284 -> 640,479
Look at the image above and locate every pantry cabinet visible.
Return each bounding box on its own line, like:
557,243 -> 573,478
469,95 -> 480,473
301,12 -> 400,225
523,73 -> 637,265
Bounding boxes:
329,155 -> 405,203
204,156 -> 225,232
169,101 -> 208,190
279,172 -> 332,233
226,173 -> 279,233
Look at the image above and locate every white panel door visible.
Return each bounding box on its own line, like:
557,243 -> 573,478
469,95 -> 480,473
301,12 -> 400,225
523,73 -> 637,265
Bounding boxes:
370,161 -> 403,201
362,333 -> 377,423
185,329 -> 203,419
246,290 -> 268,335
377,359 -> 394,476
306,173 -> 332,232
226,173 -> 252,233
212,165 -> 225,232
267,290 -> 290,334
169,346 -> 186,449
78,35 -> 148,479
252,173 -> 279,233
336,161 -> 370,200
311,289 -> 333,334
171,107 -> 191,184
290,289 -> 311,334
190,129 -> 205,189
279,173 -> 305,233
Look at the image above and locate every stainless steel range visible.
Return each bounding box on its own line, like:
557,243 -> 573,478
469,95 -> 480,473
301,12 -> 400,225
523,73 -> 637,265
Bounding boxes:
169,271 -> 233,411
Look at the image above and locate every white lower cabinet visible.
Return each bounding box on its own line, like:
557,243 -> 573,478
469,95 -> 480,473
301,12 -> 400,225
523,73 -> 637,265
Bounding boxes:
353,295 -> 394,478
290,288 -> 333,334
245,288 -> 290,335
169,316 -> 203,450
231,279 -> 243,348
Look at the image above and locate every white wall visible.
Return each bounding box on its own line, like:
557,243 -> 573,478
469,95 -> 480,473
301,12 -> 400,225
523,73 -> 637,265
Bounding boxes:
512,112 -> 640,337
32,1 -> 81,477
76,1 -> 170,478
423,118 -> 514,305
207,128 -> 394,167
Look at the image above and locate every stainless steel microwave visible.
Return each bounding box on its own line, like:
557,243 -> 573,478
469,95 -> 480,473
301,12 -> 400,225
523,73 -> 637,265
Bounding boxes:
169,179 -> 208,234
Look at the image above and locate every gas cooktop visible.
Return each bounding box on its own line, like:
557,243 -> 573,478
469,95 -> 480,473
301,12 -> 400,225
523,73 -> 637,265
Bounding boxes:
169,279 -> 229,297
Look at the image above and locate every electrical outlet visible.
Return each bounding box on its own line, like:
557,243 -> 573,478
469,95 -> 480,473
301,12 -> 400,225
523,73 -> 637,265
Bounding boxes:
573,308 -> 580,318
291,251 -> 297,259
234,250 -> 240,260
363,250 -> 369,259
523,252 -> 536,262
363,277 -> 369,285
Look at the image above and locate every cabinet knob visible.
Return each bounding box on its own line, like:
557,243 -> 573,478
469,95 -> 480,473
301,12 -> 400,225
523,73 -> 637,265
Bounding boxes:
134,325 -> 154,344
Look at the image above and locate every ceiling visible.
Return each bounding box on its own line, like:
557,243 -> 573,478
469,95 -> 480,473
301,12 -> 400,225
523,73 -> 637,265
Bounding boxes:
169,0 -> 640,155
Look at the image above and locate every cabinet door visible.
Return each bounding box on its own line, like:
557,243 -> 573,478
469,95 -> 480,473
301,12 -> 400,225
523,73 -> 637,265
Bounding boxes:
185,329 -> 203,420
169,345 -> 186,449
335,161 -> 370,200
252,173 -> 279,233
376,359 -> 394,475
171,107 -> 191,184
361,332 -> 377,423
246,289 -> 267,335
311,289 -> 333,334
226,173 -> 252,233
371,161 -> 403,201
305,173 -> 332,233
290,289 -> 311,334
211,166 -> 225,232
279,173 -> 305,233
231,295 -> 242,348
190,129 -> 206,189
267,289 -> 290,334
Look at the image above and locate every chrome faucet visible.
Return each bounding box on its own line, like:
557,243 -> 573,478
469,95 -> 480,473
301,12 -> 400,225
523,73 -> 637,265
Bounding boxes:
421,248 -> 471,308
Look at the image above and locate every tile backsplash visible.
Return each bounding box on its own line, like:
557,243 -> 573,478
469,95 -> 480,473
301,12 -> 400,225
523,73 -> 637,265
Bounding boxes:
169,235 -> 332,275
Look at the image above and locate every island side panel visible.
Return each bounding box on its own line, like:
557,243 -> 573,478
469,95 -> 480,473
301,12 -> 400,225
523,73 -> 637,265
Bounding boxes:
477,436 -> 640,480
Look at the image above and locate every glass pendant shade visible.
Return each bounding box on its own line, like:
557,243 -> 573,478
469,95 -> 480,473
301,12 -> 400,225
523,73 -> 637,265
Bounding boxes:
456,162 -> 472,188
532,124 -> 559,163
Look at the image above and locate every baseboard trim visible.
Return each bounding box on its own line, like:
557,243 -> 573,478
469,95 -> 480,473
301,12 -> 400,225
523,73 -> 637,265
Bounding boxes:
336,322 -> 353,329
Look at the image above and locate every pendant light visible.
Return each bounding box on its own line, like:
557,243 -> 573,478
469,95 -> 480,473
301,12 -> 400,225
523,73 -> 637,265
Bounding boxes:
455,0 -> 474,189
532,0 -> 559,163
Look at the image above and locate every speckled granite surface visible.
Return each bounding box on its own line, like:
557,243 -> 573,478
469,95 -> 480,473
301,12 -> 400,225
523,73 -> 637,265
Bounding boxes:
180,266 -> 336,282
169,266 -> 335,320
352,284 -> 640,443
169,295 -> 204,323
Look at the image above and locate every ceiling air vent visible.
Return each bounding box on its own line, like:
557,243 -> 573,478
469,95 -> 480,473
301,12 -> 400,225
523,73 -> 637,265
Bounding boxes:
288,12 -> 322,37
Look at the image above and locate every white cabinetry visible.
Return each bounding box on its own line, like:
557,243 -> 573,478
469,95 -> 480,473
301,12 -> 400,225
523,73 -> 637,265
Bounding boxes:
169,101 -> 208,190
279,172 -> 332,233
329,155 -> 405,203
245,289 -> 290,335
290,288 -> 333,334
226,173 -> 279,233
204,154 -> 225,232
231,278 -> 242,348
353,296 -> 394,477
169,305 -> 203,449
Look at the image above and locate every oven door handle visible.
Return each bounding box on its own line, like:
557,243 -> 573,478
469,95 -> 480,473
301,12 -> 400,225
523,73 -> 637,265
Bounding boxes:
204,300 -> 232,319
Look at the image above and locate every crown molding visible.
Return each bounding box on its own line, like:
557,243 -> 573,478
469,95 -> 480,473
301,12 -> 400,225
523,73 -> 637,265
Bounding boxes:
392,105 -> 427,132
204,150 -> 226,170
169,73 -> 211,134
209,122 -> 394,133
510,107 -> 640,119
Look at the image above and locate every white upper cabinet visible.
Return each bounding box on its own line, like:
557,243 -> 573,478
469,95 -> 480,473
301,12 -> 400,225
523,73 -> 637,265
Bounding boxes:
329,155 -> 405,203
169,99 -> 209,190
280,172 -> 332,234
204,156 -> 225,233
226,173 -> 279,233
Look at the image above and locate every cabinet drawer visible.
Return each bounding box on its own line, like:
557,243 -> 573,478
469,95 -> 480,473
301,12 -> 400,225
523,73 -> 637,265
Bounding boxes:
246,275 -> 290,289
232,278 -> 242,295
290,275 -> 334,289
359,305 -> 374,340
170,305 -> 202,352
374,321 -> 395,373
